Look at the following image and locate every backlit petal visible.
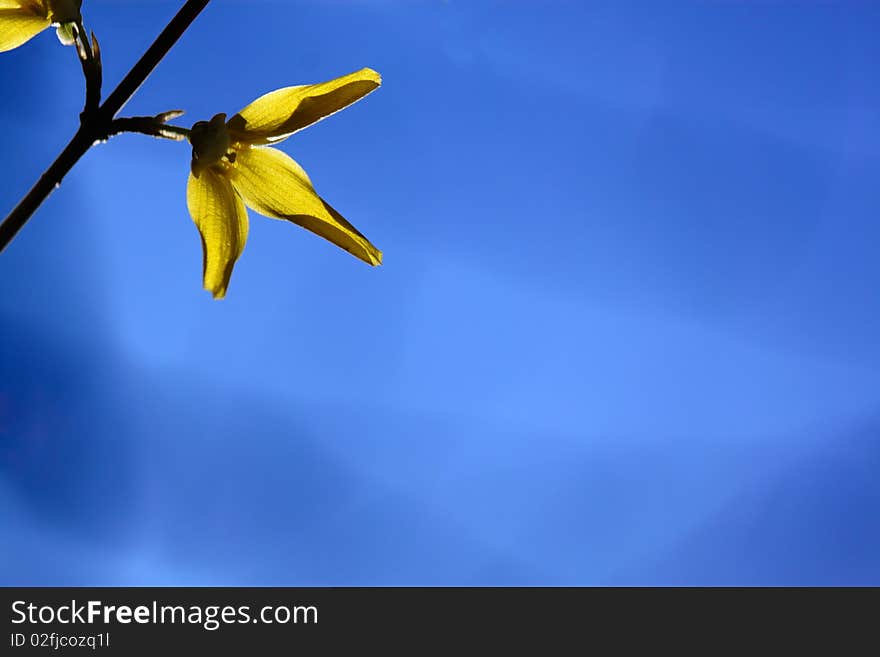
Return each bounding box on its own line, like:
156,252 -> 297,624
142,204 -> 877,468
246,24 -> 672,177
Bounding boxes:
226,68 -> 381,145
230,146 -> 382,266
186,168 -> 249,299
0,8 -> 50,52
0,2 -> 42,10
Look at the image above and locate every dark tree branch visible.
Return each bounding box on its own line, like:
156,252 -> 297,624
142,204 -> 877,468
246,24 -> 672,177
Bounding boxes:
99,0 -> 210,122
0,0 -> 210,254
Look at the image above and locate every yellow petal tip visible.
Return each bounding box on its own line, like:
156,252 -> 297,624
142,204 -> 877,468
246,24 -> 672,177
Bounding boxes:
205,281 -> 228,299
361,67 -> 382,86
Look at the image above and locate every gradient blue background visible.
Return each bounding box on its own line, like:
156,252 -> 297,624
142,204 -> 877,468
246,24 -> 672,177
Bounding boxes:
1,0 -> 879,585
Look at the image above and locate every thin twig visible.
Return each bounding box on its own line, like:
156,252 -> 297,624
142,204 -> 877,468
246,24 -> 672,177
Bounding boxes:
75,24 -> 102,118
107,113 -> 189,141
0,0 -> 210,254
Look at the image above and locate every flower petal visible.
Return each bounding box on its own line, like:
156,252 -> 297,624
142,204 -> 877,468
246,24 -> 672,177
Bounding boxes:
0,8 -> 50,52
226,67 -> 381,145
186,168 -> 249,299
230,146 -> 382,266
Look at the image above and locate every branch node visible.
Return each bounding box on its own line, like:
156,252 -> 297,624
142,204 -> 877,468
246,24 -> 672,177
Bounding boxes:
0,0 -> 212,254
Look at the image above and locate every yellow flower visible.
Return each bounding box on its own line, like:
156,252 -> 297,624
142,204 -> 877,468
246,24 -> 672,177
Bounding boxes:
186,67 -> 383,299
0,0 -> 82,52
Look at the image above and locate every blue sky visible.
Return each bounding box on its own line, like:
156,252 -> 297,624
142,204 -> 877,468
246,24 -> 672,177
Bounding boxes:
1,0 -> 879,585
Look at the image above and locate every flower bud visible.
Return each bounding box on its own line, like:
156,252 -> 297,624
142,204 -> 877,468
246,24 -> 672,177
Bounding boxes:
189,114 -> 231,176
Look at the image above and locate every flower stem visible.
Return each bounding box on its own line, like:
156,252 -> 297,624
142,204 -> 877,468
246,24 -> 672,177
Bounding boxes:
108,116 -> 190,141
0,0 -> 211,254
